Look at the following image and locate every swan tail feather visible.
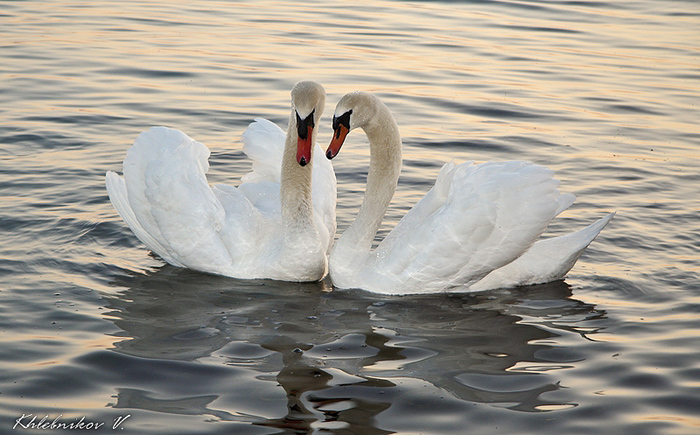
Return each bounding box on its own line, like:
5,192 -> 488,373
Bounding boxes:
471,212 -> 615,291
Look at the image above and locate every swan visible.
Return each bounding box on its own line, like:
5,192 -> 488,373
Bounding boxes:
105,81 -> 336,282
325,91 -> 613,294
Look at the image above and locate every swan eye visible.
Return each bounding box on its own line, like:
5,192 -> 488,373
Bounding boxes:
332,110 -> 352,135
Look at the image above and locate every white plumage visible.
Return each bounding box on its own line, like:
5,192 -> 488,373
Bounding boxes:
106,81 -> 336,281
326,91 -> 613,294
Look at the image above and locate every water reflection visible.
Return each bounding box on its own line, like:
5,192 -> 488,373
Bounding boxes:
103,266 -> 604,432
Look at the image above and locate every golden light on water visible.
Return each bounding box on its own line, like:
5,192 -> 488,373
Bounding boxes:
2,1 -> 699,433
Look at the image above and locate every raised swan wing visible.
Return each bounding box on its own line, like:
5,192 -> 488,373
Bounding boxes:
371,160 -> 573,293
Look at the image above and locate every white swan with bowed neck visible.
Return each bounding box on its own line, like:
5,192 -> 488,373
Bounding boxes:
106,81 -> 336,282
325,91 -> 613,294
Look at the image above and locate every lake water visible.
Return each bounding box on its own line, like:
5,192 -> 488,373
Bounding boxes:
1,0 -> 699,433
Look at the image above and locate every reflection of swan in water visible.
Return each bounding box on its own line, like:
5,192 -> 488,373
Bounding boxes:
100,265 -> 604,432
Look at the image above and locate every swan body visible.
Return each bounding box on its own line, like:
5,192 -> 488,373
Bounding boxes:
106,81 -> 336,282
326,91 -> 613,294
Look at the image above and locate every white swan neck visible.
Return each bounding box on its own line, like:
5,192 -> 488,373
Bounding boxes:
274,81 -> 328,281
280,111 -> 315,236
337,97 -> 402,254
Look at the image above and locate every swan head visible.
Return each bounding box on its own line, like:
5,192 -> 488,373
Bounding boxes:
326,91 -> 378,160
291,81 -> 326,166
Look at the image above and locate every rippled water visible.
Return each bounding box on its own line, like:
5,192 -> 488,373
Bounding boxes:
1,0 -> 699,433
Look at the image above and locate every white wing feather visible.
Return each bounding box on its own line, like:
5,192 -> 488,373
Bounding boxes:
106,122 -> 336,276
369,161 -> 569,293
471,212 -> 614,291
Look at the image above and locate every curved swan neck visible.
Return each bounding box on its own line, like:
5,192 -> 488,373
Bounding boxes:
338,96 -> 402,254
280,110 -> 315,235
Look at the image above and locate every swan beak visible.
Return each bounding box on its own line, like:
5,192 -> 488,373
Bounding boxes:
326,124 -> 349,160
297,125 -> 314,166
296,110 -> 315,166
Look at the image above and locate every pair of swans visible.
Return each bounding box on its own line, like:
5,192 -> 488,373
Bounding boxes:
106,81 -> 613,294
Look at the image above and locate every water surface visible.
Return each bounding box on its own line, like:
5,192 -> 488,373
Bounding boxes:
1,0 -> 699,433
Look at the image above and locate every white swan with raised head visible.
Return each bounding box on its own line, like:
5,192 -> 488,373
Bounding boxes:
326,91 -> 613,294
106,81 -> 336,282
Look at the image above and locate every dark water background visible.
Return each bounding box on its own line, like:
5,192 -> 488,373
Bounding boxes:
1,0 -> 699,433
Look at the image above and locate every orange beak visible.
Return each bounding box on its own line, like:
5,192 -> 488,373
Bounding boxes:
297,125 -> 313,166
326,124 -> 349,160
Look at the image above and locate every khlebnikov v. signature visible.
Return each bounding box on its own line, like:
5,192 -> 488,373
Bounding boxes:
13,414 -> 131,431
